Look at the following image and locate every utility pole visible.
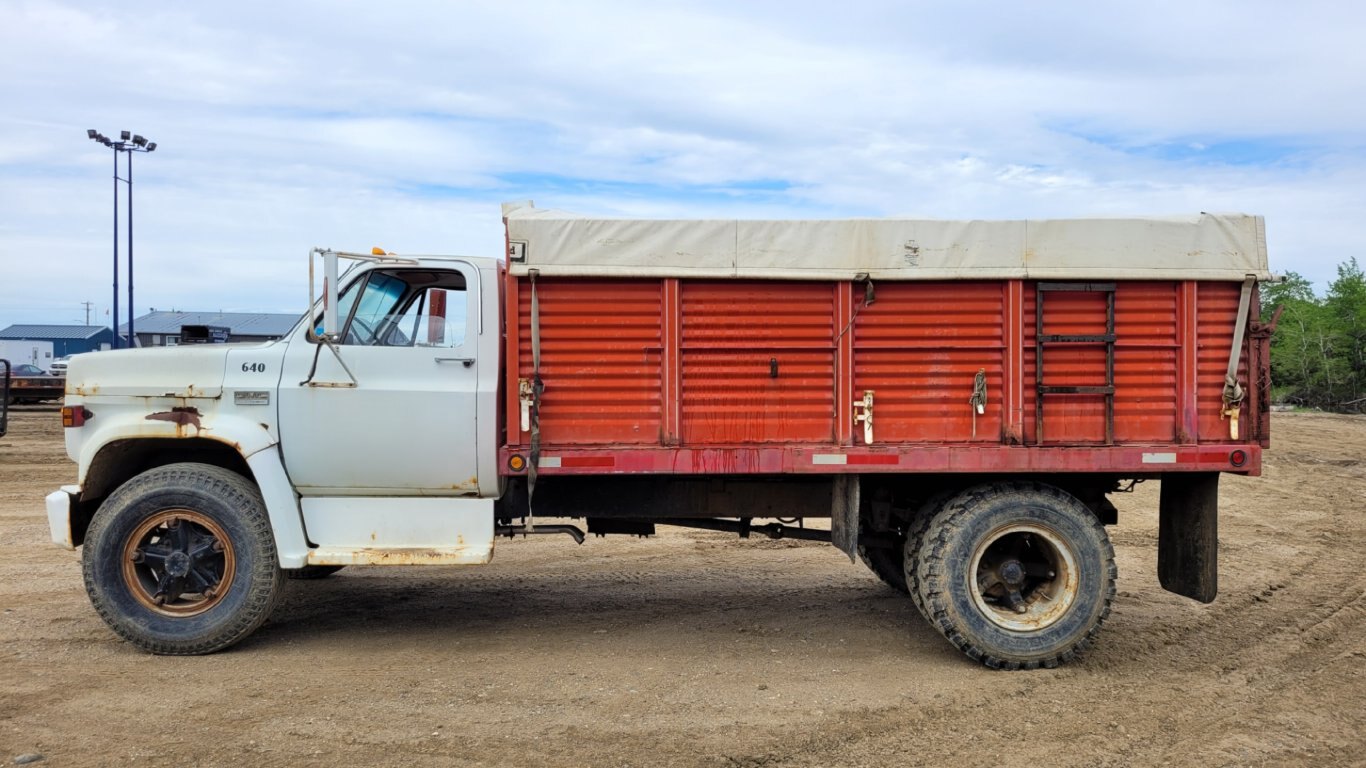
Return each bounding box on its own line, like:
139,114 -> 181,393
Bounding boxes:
82,301 -> 94,325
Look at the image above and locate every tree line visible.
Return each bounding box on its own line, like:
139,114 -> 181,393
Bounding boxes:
1261,258 -> 1366,411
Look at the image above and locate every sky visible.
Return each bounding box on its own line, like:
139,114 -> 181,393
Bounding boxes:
2,0 -> 1364,332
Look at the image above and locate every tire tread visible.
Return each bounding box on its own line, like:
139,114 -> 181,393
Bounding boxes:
914,481 -> 1116,670
82,462 -> 283,655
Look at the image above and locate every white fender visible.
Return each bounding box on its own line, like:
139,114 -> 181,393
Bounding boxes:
246,446 -> 310,567
75,406 -> 310,567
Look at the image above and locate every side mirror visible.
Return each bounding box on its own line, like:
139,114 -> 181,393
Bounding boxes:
309,248 -> 343,343
322,249 -> 341,340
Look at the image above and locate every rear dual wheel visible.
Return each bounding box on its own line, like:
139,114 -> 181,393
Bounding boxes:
913,482 -> 1115,669
858,493 -> 953,602
857,539 -> 909,594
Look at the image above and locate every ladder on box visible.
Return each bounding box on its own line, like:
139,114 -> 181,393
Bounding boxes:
1035,282 -> 1116,445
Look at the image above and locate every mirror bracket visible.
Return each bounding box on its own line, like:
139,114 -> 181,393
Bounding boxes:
306,247 -> 419,343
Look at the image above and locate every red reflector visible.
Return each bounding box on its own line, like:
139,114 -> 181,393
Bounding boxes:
560,456 -> 615,468
846,454 -> 900,466
62,406 -> 91,428
1230,449 -> 1247,467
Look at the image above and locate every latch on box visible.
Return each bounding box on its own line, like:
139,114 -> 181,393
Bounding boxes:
853,390 -> 874,444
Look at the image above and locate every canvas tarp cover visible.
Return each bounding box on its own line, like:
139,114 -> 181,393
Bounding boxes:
503,202 -> 1271,282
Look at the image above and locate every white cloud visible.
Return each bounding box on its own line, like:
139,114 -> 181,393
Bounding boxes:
2,0 -> 1364,331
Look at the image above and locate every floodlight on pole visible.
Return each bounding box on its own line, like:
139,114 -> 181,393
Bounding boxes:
87,129 -> 158,350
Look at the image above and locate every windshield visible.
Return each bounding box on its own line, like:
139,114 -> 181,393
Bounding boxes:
334,268 -> 468,348
349,273 -> 407,336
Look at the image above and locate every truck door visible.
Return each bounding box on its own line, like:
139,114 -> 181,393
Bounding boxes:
276,263 -> 481,495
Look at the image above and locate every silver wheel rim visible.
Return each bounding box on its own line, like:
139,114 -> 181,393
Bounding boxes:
968,522 -> 1078,632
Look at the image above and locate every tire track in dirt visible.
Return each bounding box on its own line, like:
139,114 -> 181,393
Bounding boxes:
3,410 -> 1366,767
679,417 -> 1366,768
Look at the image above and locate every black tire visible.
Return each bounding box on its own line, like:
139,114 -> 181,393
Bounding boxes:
914,482 -> 1116,670
285,565 -> 346,580
81,462 -> 284,655
903,490 -> 955,620
857,539 -> 908,594
858,491 -> 957,599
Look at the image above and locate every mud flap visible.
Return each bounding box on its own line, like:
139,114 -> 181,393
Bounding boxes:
1158,473 -> 1218,603
831,475 -> 859,562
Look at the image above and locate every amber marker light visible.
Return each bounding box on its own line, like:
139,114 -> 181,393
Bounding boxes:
508,454 -> 526,472
62,406 -> 92,428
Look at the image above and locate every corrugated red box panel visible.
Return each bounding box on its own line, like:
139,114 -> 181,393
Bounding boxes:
509,276 -> 1257,452
515,279 -> 663,444
853,282 -> 1004,443
680,281 -> 836,443
1196,282 -> 1244,442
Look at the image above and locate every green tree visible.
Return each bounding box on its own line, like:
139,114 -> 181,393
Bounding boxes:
1265,273 -> 1330,406
1261,271 -> 1315,310
1264,260 -> 1366,411
1325,258 -> 1366,405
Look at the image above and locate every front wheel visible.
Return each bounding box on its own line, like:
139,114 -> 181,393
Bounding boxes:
914,482 -> 1115,669
82,463 -> 284,655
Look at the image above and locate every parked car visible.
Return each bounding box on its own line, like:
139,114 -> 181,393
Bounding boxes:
8,363 -> 64,403
49,356 -> 71,375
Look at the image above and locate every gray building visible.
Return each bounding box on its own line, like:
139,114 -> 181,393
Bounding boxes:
0,324 -> 115,356
119,311 -> 302,347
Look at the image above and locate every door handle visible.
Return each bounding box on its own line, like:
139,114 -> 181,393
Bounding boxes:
435,357 -> 475,368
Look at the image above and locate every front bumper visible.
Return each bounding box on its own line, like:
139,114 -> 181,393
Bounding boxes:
46,486 -> 79,550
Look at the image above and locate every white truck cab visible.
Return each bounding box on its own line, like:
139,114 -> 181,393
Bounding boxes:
46,252 -> 503,654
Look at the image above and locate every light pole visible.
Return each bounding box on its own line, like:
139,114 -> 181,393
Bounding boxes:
87,129 -> 156,349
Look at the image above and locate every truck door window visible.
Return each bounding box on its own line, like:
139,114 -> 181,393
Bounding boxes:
391,287 -> 467,348
340,269 -> 467,348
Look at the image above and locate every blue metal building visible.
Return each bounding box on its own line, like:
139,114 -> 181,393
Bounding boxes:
0,325 -> 115,356
119,311 -> 302,347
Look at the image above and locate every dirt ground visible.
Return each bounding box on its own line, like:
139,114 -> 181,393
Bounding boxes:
1,408 -> 1363,768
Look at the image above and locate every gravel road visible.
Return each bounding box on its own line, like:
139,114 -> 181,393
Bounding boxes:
2,408 -> 1363,767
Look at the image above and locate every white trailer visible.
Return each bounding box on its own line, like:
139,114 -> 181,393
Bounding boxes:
0,340 -> 55,371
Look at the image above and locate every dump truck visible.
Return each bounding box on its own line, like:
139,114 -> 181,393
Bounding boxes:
42,202 -> 1275,669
